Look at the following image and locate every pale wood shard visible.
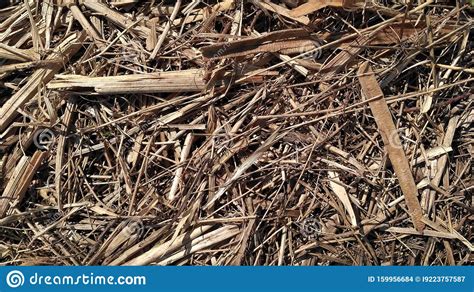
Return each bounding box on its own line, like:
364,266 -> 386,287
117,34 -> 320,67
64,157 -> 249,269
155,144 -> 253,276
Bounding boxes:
289,0 -> 356,17
0,43 -> 38,61
172,0 -> 235,25
0,3 -> 28,32
107,226 -> 169,265
230,198 -> 256,265
431,116 -> 460,187
82,1 -> 151,39
48,68 -> 277,95
0,157 -> 30,218
1,129 -> 38,189
109,0 -> 139,8
320,35 -> 371,77
48,69 -> 207,94
251,0 -> 310,25
0,31 -> 86,132
55,100 -> 76,211
69,5 -> 105,50
24,0 -> 40,52
422,217 -> 474,252
201,28 -> 315,59
124,225 -> 213,265
358,62 -> 425,232
411,146 -> 453,166
419,116 -> 460,215
168,133 -> 193,201
154,226 -> 239,265
328,171 -> 358,227
149,0 -> 181,60
0,151 -> 47,218
384,227 -> 458,239
0,59 -> 59,75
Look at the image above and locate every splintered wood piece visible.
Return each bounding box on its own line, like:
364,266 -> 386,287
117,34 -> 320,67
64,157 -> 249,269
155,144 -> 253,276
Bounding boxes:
69,5 -> 105,50
0,44 -> 38,61
383,227 -> 457,239
0,157 -> 30,218
55,100 -> 76,211
149,0 -> 181,60
328,171 -> 358,227
251,0 -> 310,25
431,116 -> 460,187
320,35 -> 371,77
154,226 -> 240,265
370,22 -> 456,45
422,217 -> 474,251
110,0 -> 139,7
48,69 -> 207,94
289,0 -> 356,17
0,59 -> 59,74
200,28 -> 314,59
172,0 -> 235,25
411,146 -> 453,166
82,1 -> 151,39
124,225 -> 213,265
168,133 -> 193,201
358,62 -> 424,232
0,31 -> 86,132
0,151 -> 47,218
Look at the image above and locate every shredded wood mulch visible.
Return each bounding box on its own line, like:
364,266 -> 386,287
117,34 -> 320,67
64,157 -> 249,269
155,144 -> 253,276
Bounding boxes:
0,0 -> 472,266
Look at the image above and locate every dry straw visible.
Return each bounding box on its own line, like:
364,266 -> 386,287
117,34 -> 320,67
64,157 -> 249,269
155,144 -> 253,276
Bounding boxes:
0,0 -> 472,265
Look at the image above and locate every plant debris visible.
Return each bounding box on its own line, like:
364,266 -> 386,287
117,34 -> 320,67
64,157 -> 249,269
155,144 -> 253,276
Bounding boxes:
0,0 -> 472,266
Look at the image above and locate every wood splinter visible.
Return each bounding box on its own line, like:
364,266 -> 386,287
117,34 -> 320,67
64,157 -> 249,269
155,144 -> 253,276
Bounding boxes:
358,61 -> 425,232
